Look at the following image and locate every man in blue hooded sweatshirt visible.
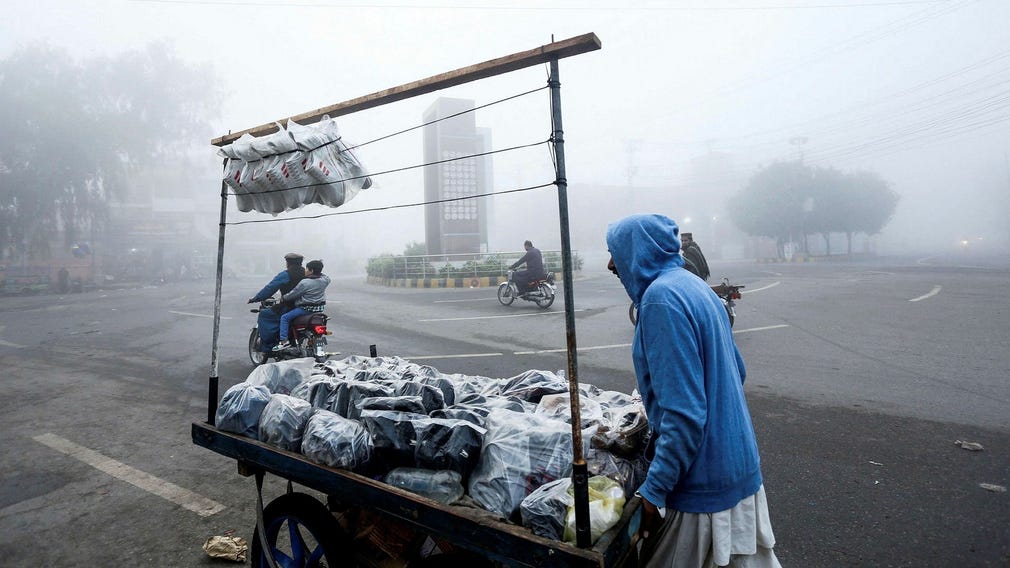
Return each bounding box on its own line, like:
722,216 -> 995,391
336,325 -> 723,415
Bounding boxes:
606,214 -> 780,567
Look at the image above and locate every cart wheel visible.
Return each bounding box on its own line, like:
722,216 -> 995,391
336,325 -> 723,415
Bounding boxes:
251,492 -> 350,568
249,328 -> 268,366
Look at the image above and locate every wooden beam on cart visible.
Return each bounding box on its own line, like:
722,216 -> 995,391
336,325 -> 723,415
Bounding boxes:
211,33 -> 601,146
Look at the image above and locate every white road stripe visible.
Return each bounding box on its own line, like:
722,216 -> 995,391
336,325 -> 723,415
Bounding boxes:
909,285 -> 942,302
742,281 -> 780,294
169,311 -> 232,320
0,339 -> 25,348
433,298 -> 496,303
515,343 -> 631,355
419,309 -> 584,322
733,324 -> 790,334
33,433 -> 225,517
405,352 -> 503,360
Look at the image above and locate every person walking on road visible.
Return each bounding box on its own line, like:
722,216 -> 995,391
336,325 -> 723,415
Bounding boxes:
606,214 -> 780,568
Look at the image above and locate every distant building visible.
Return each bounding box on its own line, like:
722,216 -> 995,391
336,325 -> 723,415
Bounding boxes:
422,98 -> 491,255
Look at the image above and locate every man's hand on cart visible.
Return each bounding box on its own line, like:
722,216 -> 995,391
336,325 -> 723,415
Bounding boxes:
638,495 -> 666,540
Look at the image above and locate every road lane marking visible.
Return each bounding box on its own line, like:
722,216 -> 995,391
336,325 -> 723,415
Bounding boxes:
0,339 -> 25,348
169,311 -> 232,320
742,281 -> 780,294
33,433 -> 225,517
516,343 -> 631,355
733,324 -> 790,334
433,298 -> 496,303
908,285 -> 942,302
406,352 -> 503,360
419,309 -> 585,322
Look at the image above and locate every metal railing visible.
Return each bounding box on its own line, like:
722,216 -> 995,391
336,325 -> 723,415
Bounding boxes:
366,250 -> 575,280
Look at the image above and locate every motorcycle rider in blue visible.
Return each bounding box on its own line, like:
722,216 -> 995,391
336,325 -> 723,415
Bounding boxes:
606,214 -> 780,567
247,253 -> 305,354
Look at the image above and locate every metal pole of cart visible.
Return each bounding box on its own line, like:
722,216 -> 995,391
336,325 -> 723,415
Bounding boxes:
207,158 -> 229,424
549,57 -> 592,549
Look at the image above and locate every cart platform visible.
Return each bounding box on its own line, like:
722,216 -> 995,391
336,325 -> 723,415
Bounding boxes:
192,421 -> 640,567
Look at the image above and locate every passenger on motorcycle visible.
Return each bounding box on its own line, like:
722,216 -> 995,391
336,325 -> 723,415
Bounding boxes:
274,259 -> 330,351
247,252 -> 305,353
509,240 -> 547,292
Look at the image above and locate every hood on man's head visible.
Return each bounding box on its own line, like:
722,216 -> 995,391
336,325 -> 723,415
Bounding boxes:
606,214 -> 684,303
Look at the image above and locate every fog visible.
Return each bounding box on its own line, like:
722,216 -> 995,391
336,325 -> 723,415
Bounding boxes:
5,0 -> 1009,273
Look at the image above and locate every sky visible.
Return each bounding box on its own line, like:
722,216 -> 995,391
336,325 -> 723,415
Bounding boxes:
4,0 -> 1009,267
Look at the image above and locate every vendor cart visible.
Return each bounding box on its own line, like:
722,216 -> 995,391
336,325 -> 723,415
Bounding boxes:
194,33 -> 644,567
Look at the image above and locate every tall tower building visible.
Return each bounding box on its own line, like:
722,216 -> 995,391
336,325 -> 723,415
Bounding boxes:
423,98 -> 490,255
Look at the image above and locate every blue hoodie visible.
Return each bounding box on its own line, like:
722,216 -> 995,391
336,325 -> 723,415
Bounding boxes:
606,214 -> 762,513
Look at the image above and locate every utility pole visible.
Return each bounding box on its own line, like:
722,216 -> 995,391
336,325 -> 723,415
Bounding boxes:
789,136 -> 809,163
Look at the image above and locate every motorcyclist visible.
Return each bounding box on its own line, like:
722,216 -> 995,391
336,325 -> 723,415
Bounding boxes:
681,232 -> 710,282
509,240 -> 547,293
247,252 -> 305,354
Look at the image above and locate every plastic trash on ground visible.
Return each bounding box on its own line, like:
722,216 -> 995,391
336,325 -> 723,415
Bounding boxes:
258,394 -> 315,452
203,535 -> 248,562
215,382 -> 272,438
301,409 -> 373,471
383,467 -> 465,505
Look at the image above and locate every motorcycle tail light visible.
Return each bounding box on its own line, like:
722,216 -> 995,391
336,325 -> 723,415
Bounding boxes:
731,290 -> 742,299
313,325 -> 327,335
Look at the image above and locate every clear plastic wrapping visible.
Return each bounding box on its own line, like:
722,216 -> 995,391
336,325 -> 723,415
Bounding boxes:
499,370 -> 568,403
562,476 -> 626,544
215,382 -> 272,438
300,409 -> 373,471
258,394 -> 315,452
591,403 -> 649,457
412,418 -> 485,481
467,409 -> 574,519
359,410 -> 427,469
355,395 -> 426,415
520,478 -> 573,541
246,358 -> 317,395
383,468 -> 464,505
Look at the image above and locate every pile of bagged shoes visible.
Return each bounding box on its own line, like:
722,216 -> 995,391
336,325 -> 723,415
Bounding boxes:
215,355 -> 650,544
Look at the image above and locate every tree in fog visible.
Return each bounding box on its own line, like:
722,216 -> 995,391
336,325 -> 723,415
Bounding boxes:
0,43 -> 221,260
729,161 -> 897,257
727,161 -> 813,257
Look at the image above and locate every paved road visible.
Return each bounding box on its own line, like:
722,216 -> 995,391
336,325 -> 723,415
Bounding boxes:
0,255 -> 1006,566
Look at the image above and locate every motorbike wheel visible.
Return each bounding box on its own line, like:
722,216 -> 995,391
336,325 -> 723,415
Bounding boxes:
497,283 -> 515,306
725,305 -> 736,328
535,284 -> 555,308
629,303 -> 638,325
249,328 -> 268,366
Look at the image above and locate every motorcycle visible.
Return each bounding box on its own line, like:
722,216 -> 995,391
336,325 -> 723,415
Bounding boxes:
248,298 -> 331,365
629,277 -> 744,327
497,270 -> 556,308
